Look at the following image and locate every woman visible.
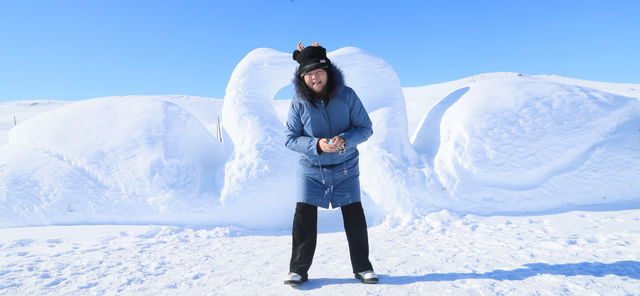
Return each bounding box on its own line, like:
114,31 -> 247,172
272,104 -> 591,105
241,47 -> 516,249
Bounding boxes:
284,42 -> 378,286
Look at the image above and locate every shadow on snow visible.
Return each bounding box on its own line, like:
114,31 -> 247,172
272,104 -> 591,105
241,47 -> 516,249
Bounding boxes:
381,260 -> 640,284
293,261 -> 640,289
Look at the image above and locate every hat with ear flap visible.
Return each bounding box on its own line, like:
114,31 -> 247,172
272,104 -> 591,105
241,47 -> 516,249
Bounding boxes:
292,42 -> 331,78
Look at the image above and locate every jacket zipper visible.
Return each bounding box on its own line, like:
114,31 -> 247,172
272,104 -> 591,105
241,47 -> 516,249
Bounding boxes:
320,99 -> 333,161
320,99 -> 333,187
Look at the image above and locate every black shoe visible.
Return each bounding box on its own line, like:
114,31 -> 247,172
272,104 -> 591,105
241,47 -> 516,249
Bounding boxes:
355,270 -> 379,284
284,272 -> 308,286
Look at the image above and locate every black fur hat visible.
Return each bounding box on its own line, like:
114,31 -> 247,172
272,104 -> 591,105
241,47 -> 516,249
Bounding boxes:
292,42 -> 331,78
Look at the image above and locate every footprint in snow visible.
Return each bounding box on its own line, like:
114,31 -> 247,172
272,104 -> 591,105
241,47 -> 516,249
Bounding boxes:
10,239 -> 35,248
44,278 -> 66,288
79,282 -> 98,289
136,228 -> 162,239
192,273 -> 205,280
0,283 -> 20,290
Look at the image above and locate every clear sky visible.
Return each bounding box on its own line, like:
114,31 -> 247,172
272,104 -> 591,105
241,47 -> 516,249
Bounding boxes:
1,0 -> 639,102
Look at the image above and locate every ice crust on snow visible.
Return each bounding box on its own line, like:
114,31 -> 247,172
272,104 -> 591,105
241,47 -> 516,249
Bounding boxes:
1,49 -> 640,228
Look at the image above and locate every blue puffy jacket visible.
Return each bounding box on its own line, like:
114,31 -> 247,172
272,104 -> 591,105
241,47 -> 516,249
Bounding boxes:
285,66 -> 373,208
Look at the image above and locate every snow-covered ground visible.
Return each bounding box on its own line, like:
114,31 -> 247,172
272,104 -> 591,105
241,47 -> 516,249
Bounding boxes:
2,210 -> 639,295
1,47 -> 640,295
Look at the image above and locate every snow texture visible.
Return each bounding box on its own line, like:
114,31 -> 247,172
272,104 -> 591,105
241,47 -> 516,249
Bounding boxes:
2,47 -> 640,295
1,49 -> 640,229
0,210 -> 639,295
1,96 -> 226,226
220,48 -> 299,229
406,73 -> 640,214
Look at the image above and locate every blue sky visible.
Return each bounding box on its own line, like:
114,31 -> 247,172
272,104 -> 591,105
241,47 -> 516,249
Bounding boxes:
1,0 -> 639,101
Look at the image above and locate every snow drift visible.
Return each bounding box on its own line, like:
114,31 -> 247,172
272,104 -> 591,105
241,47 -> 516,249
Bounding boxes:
413,76 -> 640,213
1,49 -> 640,229
0,97 -> 226,227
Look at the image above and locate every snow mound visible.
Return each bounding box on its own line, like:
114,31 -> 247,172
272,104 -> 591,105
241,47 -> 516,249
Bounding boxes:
220,47 -> 427,222
220,48 -> 299,228
329,47 -> 427,217
0,96 -> 225,227
414,77 -> 640,213
0,100 -> 70,145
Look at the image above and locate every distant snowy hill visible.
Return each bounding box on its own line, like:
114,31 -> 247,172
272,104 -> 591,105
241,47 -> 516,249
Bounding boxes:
1,49 -> 639,229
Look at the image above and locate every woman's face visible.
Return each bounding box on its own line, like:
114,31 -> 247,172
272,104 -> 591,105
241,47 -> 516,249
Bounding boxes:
303,69 -> 327,95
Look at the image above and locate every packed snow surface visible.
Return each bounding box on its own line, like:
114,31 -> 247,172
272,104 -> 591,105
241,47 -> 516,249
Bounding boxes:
1,210 -> 639,295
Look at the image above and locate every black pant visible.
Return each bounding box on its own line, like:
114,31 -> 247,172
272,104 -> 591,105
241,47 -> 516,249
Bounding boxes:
289,202 -> 373,278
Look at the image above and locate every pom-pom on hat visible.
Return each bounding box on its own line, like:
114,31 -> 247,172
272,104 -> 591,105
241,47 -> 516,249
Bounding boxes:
292,42 -> 331,78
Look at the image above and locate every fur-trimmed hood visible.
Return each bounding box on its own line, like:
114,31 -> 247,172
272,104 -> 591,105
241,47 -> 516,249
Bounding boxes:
293,64 -> 345,104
